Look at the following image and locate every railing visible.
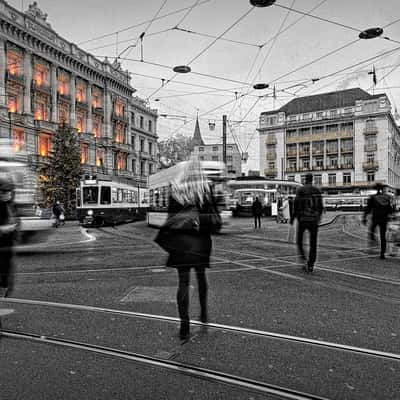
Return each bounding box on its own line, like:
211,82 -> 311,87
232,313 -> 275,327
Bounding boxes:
341,147 -> 353,153
34,120 -> 56,130
326,164 -> 338,170
266,136 -> 277,144
92,106 -> 104,115
363,127 -> 378,135
364,144 -> 377,152
6,71 -> 25,85
266,152 -> 276,160
76,100 -> 88,109
312,165 -> 324,171
326,148 -> 338,155
285,167 -> 297,172
32,80 -> 51,95
340,163 -> 353,169
299,151 -> 310,157
264,168 -> 278,176
112,112 -> 128,123
286,150 -> 297,157
362,161 -> 379,171
57,92 -> 71,103
312,149 -> 323,155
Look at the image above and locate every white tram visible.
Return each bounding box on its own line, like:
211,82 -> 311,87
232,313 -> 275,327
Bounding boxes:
76,174 -> 149,226
147,161 -> 231,228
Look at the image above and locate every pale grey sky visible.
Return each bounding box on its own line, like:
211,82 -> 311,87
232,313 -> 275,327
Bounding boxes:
8,0 -> 400,171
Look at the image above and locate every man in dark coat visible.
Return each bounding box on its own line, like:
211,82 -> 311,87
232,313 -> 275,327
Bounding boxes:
251,197 -> 263,229
363,183 -> 393,259
291,173 -> 323,272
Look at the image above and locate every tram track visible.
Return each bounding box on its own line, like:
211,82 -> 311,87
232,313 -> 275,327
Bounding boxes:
0,329 -> 330,400
2,297 -> 400,362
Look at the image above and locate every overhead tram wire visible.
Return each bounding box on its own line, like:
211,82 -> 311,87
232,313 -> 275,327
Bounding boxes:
173,0 -> 201,28
368,62 -> 400,91
77,0 -> 212,46
145,7 -> 255,101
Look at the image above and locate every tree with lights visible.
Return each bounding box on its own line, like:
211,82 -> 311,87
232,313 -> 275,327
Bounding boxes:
38,124 -> 82,217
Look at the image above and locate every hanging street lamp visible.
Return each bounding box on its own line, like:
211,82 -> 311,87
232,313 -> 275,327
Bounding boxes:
253,83 -> 269,90
172,65 -> 191,73
359,27 -> 383,40
250,0 -> 276,7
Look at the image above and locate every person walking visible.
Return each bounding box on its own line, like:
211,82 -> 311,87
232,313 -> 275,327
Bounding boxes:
291,173 -> 323,272
251,197 -> 263,229
52,201 -> 64,227
363,183 -> 393,259
155,161 -> 220,340
0,173 -> 17,298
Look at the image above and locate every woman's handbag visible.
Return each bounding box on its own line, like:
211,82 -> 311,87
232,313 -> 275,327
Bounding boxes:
200,200 -> 222,234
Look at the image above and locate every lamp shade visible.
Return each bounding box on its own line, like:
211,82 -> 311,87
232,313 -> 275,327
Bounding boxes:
359,27 -> 383,39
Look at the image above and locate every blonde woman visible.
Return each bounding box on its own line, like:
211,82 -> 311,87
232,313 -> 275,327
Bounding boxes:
158,160 -> 220,340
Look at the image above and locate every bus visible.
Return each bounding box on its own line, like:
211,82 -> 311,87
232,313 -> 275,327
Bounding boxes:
147,161 -> 231,228
76,174 -> 148,226
227,177 -> 301,217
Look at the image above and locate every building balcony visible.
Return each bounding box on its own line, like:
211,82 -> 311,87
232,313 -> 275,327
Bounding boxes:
30,154 -> 52,166
113,168 -> 133,178
312,165 -> 324,171
341,147 -> 353,154
363,127 -> 378,135
76,100 -> 88,109
286,150 -> 297,157
299,151 -> 310,157
326,148 -> 338,155
299,166 -> 311,172
6,71 -> 25,85
57,93 -> 71,103
285,167 -> 297,173
340,130 -> 353,138
340,163 -> 353,169
264,168 -> 278,176
266,136 -> 277,144
113,141 -> 131,152
362,161 -> 379,171
34,119 -> 57,131
9,112 -> 25,124
364,144 -> 377,152
266,152 -> 277,160
32,81 -> 51,95
312,149 -> 324,155
327,164 -> 338,170
96,136 -> 111,146
112,112 -> 128,123
92,106 -> 104,116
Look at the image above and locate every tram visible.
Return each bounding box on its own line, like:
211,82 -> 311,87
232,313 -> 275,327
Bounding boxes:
147,160 -> 232,228
227,177 -> 301,217
76,174 -> 149,226
322,194 -> 369,211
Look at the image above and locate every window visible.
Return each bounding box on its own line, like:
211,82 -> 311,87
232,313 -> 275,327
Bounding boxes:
316,111 -> 324,119
288,115 -> 297,123
227,155 -> 233,162
148,120 -> 152,132
131,112 -> 135,125
330,110 -> 337,118
326,124 -> 338,132
212,146 -> 218,151
299,127 -> 310,136
328,174 -> 336,185
7,95 -> 19,114
212,156 -> 219,161
39,134 -> 51,157
287,129 -> 297,138
112,188 -> 118,203
367,172 -> 375,182
92,88 -> 102,108
199,147 -> 204,152
344,107 -> 353,115
131,159 -> 136,174
149,163 -> 153,175
312,126 -> 324,135
34,100 -> 48,121
81,144 -> 89,164
148,142 -> 153,155
301,159 -> 310,169
328,157 -> 338,167
140,116 -> 144,129
312,141 -> 324,154
83,187 -> 98,204
287,175 -> 295,181
314,157 -> 324,169
140,139 -> 145,152
365,135 -> 376,146
100,186 -> 111,204
33,64 -> 49,87
366,153 -> 375,163
7,51 -> 22,76
96,148 -> 104,167
314,175 -> 322,186
13,129 -> 25,152
343,173 -> 351,185
76,83 -> 86,103
199,156 -> 204,161
77,115 -> 85,133
114,100 -> 125,117
131,135 -> 135,149
93,120 -> 102,138
140,161 -> 145,175
326,140 -> 338,153
302,113 -> 311,120
58,72 -> 69,96
342,155 -> 353,167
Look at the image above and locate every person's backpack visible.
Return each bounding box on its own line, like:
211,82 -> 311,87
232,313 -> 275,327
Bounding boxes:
372,194 -> 392,219
299,193 -> 320,222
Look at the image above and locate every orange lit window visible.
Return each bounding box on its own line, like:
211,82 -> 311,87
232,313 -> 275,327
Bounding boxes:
13,129 -> 25,152
7,52 -> 22,76
58,107 -> 70,125
76,85 -> 86,103
8,96 -> 18,113
58,73 -> 69,96
33,65 -> 48,86
81,144 -> 89,164
117,152 -> 127,170
34,102 -> 48,121
115,123 -> 125,143
39,134 -> 51,157
93,120 -> 102,138
77,115 -> 85,133
96,148 -> 104,167
114,101 -> 124,116
92,92 -> 102,108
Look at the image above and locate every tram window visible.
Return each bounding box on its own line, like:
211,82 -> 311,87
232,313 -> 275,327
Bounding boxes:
127,191 -> 132,203
118,189 -> 123,202
123,189 -> 128,202
112,188 -> 118,203
100,186 -> 111,204
83,187 -> 99,204
132,190 -> 138,204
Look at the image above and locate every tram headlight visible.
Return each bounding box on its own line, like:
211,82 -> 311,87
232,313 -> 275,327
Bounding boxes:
87,209 -> 93,216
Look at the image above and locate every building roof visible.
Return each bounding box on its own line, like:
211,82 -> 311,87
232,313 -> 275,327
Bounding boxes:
191,117 -> 205,147
261,88 -> 383,116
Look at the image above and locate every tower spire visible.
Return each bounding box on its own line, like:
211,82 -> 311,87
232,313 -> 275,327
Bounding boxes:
191,116 -> 205,147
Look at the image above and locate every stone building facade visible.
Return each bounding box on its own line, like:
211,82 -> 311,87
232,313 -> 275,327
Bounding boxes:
258,88 -> 400,194
0,0 -> 158,190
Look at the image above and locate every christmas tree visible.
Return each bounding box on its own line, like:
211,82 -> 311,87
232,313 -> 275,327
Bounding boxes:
39,124 -> 82,217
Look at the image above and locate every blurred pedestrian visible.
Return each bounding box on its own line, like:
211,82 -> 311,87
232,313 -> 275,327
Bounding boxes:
0,173 -> 17,298
363,183 -> 393,259
251,196 -> 263,229
52,200 -> 65,227
291,173 -> 323,272
154,160 -> 221,340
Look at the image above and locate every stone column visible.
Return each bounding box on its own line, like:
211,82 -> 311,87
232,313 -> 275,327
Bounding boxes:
23,50 -> 32,114
51,64 -> 57,122
104,87 -> 112,138
86,83 -> 93,134
0,38 -> 6,108
70,74 -> 76,127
